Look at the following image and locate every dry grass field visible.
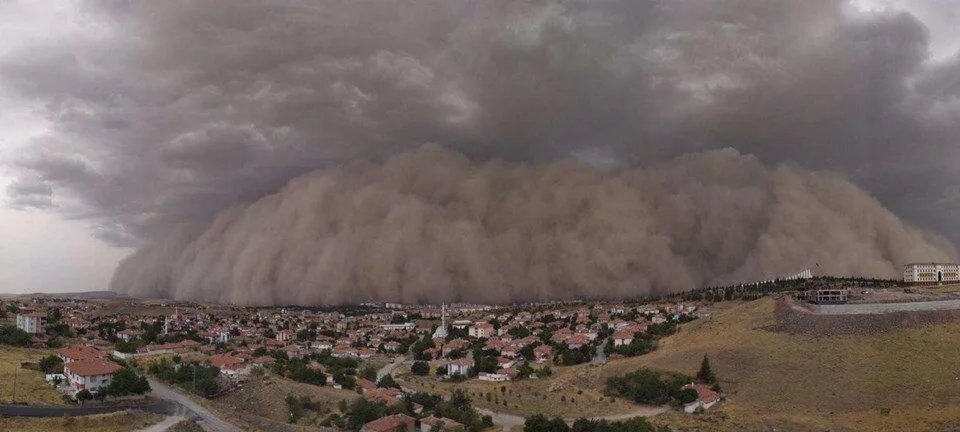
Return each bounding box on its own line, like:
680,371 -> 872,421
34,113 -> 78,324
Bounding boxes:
214,374 -> 358,425
562,297 -> 960,432
0,409 -> 161,432
404,371 -> 642,419
0,346 -> 67,405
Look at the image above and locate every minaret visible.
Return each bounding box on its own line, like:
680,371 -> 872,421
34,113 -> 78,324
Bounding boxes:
432,303 -> 449,339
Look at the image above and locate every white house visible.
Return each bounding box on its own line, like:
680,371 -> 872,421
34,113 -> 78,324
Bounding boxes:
16,313 -> 45,334
612,330 -> 635,347
447,358 -> 474,377
681,384 -> 720,413
63,359 -> 122,395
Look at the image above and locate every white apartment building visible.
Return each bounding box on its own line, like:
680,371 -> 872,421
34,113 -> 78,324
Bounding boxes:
903,263 -> 960,284
16,313 -> 45,334
468,322 -> 494,338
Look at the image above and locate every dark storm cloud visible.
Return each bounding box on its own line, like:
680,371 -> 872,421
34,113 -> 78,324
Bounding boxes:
6,176 -> 53,209
1,0 -> 959,303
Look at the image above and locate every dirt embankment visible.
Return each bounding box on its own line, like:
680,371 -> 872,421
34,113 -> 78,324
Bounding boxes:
770,296 -> 960,336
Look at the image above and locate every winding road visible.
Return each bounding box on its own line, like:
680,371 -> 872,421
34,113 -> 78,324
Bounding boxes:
146,379 -> 238,432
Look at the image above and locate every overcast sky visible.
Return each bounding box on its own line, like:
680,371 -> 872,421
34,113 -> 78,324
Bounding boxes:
1,0 -> 959,295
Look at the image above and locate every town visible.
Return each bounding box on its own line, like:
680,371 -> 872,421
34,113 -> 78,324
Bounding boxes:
1,289 -> 718,431
3,270 -> 960,432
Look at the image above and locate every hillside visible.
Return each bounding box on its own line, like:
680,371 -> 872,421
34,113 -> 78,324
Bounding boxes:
564,298 -> 960,432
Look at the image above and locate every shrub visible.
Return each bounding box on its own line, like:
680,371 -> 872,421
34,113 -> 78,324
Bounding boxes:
411,361 -> 430,376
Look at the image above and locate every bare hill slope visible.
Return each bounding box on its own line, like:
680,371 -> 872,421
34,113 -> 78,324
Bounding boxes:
566,298 -> 960,431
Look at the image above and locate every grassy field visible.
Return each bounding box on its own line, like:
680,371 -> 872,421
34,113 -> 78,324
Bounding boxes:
0,346 -> 67,405
0,409 -> 161,432
562,297 -> 960,432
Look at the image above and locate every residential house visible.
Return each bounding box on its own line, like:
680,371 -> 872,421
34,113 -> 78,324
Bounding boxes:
533,345 -> 554,363
612,330 -> 635,347
360,413 -> 415,432
58,345 -> 103,363
63,359 -> 121,395
447,358 -> 474,377
682,384 -> 720,413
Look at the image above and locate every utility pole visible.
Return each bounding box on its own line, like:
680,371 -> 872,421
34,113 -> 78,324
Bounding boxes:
11,366 -> 18,404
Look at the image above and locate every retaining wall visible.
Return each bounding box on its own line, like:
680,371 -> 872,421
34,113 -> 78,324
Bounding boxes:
810,299 -> 960,315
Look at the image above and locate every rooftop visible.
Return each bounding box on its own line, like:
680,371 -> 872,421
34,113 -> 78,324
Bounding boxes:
65,359 -> 122,377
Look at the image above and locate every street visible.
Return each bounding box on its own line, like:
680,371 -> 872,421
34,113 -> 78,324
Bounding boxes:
147,379 -> 239,432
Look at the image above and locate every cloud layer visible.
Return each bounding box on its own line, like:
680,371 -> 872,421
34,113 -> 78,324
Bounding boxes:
2,0 -> 960,303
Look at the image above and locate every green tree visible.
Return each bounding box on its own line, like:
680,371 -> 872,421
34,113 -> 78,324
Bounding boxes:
411,361 -> 429,376
377,374 -> 400,389
76,389 -> 93,406
696,354 -> 713,384
361,365 -> 378,381
0,326 -> 31,347
39,354 -> 64,374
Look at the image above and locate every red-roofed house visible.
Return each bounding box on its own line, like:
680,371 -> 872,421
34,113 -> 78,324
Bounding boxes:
63,359 -> 122,395
612,330 -> 635,347
361,413 -> 415,432
533,345 -> 554,363
682,383 -> 720,413
209,354 -> 250,377
58,345 -> 103,363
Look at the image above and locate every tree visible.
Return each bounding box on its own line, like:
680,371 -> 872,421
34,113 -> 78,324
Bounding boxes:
361,365 -> 378,381
0,326 -> 31,347
411,361 -> 429,376
105,368 -> 151,396
524,414 -> 570,432
76,389 -> 93,406
435,366 -> 447,376
39,354 -> 64,374
377,374 -> 400,389
697,354 -> 714,384
676,388 -> 699,405
345,398 -> 388,431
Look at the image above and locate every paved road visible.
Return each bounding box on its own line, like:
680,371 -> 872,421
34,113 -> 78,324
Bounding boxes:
147,379 -> 239,432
